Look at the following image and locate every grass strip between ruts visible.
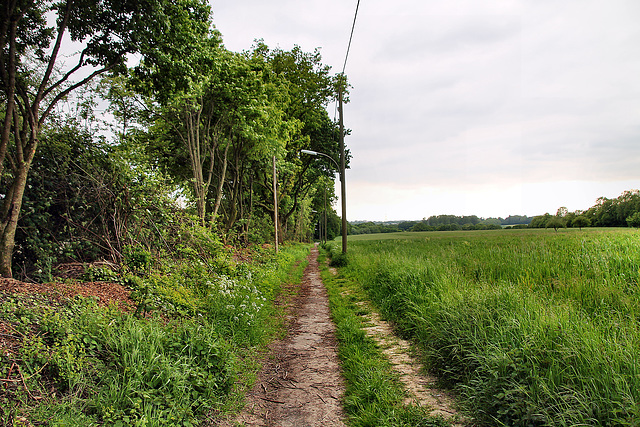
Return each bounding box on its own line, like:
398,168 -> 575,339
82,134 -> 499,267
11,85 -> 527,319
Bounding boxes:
318,247 -> 455,427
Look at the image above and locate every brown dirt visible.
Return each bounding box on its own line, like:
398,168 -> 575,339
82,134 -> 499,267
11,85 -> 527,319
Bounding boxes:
216,245 -> 346,426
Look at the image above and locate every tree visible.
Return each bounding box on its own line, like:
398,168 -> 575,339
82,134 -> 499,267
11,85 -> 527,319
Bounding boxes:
240,43 -> 346,243
142,47 -> 296,239
130,10 -> 225,226
0,0 -> 212,277
546,216 -> 566,232
626,212 -> 640,228
529,213 -> 552,228
572,215 -> 590,231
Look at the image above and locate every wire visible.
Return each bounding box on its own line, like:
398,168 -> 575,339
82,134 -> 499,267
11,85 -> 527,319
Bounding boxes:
333,0 -> 360,121
342,0 -> 360,75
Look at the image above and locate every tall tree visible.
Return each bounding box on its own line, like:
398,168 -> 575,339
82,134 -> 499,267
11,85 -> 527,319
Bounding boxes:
142,48 -> 292,230
250,44 -> 347,241
0,0 -> 212,277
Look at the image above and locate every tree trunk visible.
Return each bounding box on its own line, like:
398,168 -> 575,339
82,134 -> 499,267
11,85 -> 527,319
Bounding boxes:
0,19 -> 18,179
0,159 -> 31,277
211,143 -> 229,222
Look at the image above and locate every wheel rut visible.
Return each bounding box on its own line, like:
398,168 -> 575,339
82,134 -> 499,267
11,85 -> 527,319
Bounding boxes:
217,245 -> 346,426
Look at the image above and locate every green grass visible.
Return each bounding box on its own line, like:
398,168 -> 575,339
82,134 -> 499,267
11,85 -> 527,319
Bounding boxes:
319,249 -> 454,427
330,228 -> 640,426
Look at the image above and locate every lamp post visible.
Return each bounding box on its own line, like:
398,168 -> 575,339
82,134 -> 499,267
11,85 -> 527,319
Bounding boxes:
301,149 -> 347,253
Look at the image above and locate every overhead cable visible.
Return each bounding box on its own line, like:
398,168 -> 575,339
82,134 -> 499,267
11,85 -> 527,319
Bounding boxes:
342,0 -> 360,74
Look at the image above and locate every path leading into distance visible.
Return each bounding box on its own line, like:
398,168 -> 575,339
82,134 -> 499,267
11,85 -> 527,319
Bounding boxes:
217,245 -> 346,426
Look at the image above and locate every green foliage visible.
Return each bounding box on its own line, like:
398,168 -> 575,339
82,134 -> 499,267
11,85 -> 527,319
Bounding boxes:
626,212 -> 640,228
1,0 -> 217,278
528,190 -> 640,229
392,214 -> 527,233
82,265 -> 122,283
350,221 -> 400,235
15,120 -> 183,280
340,229 -> 640,425
327,244 -> 349,267
1,242 -> 311,425
123,245 -> 153,273
545,216 -> 566,231
572,215 -> 591,230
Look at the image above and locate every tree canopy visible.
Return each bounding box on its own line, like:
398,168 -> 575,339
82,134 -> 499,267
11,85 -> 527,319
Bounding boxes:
1,1 -> 348,278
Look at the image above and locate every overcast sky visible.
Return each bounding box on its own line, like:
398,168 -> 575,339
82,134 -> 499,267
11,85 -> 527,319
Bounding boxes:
212,0 -> 640,221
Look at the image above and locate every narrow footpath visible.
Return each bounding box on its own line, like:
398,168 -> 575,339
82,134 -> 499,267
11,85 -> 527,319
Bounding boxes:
218,245 -> 346,426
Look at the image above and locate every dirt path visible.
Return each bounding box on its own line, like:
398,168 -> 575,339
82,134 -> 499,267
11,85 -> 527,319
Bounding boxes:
359,307 -> 463,424
329,268 -> 464,425
217,245 -> 346,426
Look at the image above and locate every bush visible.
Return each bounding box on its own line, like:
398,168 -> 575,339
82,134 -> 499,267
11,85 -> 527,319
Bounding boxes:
626,212 -> 640,228
329,251 -> 348,267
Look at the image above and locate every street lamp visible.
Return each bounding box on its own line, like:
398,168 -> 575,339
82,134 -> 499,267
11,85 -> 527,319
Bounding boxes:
300,150 -> 340,171
301,149 -> 347,253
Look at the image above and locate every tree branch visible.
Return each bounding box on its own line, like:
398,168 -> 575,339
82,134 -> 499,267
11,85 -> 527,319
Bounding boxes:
36,0 -> 72,104
42,49 -> 87,100
40,63 -> 117,126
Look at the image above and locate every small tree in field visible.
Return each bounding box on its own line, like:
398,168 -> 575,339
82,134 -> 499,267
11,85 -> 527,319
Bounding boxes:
572,215 -> 591,231
626,212 -> 640,228
546,216 -> 566,232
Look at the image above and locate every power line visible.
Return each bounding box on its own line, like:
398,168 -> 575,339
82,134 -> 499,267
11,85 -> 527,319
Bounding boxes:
342,0 -> 361,75
334,0 -> 360,121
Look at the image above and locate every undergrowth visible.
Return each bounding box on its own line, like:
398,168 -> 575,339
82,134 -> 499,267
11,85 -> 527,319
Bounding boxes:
0,237 -> 310,426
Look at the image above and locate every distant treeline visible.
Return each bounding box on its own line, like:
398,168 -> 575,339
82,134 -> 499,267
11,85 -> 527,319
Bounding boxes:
349,214 -> 532,235
348,190 -> 640,235
528,190 -> 640,230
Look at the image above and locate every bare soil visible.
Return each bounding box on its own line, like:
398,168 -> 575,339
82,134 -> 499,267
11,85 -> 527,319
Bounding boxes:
216,245 -> 346,426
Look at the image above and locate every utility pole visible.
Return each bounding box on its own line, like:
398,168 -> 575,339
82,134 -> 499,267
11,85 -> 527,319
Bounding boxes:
324,188 -> 328,244
338,87 -> 347,254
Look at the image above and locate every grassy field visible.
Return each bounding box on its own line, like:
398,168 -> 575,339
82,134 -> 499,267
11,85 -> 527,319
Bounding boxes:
333,228 -> 640,426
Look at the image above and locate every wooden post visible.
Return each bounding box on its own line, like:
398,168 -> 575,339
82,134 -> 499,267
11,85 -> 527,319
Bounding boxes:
273,155 -> 279,253
338,88 -> 347,254
324,188 -> 328,244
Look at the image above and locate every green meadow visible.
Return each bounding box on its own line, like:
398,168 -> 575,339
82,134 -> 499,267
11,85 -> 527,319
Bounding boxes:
335,228 -> 640,426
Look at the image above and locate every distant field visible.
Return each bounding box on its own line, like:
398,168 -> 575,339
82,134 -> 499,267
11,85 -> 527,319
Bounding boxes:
346,227 -> 615,241
335,228 -> 640,425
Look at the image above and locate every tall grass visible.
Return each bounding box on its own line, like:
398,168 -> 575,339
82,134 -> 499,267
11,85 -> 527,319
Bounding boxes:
318,250 -> 452,427
337,229 -> 640,425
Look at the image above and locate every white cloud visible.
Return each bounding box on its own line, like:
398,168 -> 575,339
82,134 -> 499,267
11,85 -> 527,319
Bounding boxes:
212,0 -> 640,219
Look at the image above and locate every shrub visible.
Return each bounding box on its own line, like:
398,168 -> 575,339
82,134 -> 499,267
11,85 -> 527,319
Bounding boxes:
626,212 -> 640,228
330,251 -> 348,267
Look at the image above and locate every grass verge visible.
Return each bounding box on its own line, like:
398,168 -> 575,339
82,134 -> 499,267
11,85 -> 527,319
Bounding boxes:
319,247 -> 454,427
